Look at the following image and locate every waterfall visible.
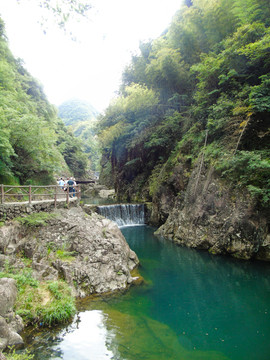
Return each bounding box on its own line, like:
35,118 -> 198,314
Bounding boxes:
97,204 -> 145,227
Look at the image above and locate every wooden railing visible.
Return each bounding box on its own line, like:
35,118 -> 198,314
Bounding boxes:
0,184 -> 81,206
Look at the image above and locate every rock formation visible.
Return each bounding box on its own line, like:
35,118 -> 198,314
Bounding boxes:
0,278 -> 24,351
155,166 -> 270,261
0,207 -> 139,297
0,206 -> 139,350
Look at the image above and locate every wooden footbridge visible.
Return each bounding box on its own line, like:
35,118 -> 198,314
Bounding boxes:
0,184 -> 81,206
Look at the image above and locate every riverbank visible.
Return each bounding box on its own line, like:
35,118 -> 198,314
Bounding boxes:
0,206 -> 139,355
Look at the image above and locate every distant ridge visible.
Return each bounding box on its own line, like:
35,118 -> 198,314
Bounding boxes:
58,98 -> 99,126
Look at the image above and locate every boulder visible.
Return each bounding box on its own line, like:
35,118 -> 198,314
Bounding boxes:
0,279 -> 23,351
0,278 -> 17,317
0,207 -> 139,297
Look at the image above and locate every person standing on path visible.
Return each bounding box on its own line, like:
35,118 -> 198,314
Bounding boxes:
67,177 -> 75,197
72,178 -> 77,197
58,178 -> 65,189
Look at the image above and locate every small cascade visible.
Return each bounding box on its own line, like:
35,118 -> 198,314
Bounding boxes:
97,204 -> 145,227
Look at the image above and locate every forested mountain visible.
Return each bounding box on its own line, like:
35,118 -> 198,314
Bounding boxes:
58,98 -> 98,126
98,0 -> 270,211
0,19 -> 88,184
58,99 -> 100,171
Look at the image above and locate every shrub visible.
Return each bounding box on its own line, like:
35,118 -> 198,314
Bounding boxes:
16,212 -> 56,227
216,150 -> 270,207
4,348 -> 34,360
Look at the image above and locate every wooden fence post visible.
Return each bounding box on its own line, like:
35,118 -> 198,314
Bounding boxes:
1,184 -> 4,204
29,185 -> 32,204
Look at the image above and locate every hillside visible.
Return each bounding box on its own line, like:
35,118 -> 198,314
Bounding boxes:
0,19 -> 88,183
97,0 -> 270,259
58,98 -> 99,126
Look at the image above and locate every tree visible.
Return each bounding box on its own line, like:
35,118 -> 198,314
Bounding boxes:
146,45 -> 191,103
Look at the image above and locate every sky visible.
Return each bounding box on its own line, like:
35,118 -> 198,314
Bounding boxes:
0,0 -> 183,112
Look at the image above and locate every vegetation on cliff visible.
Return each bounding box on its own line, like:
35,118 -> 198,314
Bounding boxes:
0,19 -> 88,185
98,0 -> 270,209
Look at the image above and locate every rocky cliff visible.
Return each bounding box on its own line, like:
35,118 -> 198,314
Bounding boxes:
154,164 -> 270,261
0,207 -> 139,297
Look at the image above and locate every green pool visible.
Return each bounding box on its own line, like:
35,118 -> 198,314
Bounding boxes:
22,225 -> 270,360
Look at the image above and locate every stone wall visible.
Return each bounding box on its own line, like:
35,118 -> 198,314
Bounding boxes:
0,198 -> 79,221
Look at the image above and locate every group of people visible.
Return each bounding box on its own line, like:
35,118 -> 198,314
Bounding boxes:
57,177 -> 77,197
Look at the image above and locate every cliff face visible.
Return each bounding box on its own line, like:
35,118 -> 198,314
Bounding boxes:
154,165 -> 270,261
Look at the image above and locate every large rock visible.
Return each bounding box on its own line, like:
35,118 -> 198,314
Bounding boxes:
0,207 -> 139,297
156,166 -> 270,261
0,278 -> 17,317
0,278 -> 23,351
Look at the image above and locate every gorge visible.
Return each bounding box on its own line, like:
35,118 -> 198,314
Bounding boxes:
0,0 -> 269,359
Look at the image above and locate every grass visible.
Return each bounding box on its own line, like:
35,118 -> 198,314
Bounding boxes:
15,212 -> 56,227
15,279 -> 76,326
55,249 -> 77,262
0,260 -> 76,327
47,242 -> 77,262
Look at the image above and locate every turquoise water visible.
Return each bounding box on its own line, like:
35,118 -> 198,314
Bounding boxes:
22,225 -> 270,360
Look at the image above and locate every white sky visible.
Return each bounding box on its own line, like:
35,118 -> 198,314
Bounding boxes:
0,0 -> 183,112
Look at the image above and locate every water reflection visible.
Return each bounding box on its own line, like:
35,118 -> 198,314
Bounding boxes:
24,311 -> 115,360
58,311 -> 114,359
